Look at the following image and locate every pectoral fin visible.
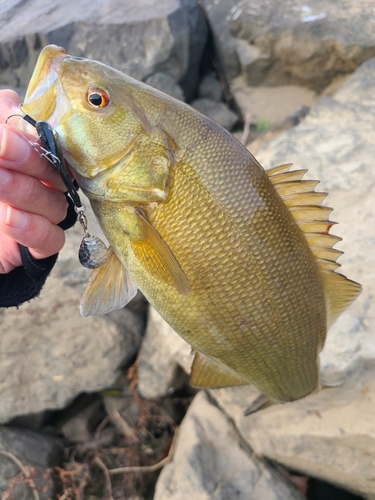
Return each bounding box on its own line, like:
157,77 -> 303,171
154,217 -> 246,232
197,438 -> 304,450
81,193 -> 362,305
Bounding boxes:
80,248 -> 137,316
190,352 -> 247,388
131,209 -> 190,296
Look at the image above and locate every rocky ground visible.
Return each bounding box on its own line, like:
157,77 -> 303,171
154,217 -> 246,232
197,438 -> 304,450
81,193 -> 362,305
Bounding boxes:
0,0 -> 374,499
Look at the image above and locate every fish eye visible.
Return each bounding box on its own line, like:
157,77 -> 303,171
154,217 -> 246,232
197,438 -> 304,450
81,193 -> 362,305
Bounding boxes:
87,87 -> 110,108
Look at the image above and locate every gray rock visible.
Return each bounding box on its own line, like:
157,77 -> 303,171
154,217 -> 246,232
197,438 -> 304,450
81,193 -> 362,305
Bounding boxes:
61,400 -> 102,443
230,77 -> 317,126
191,98 -> 238,130
198,72 -> 223,102
145,72 -> 185,101
212,372 -> 375,500
0,0 -> 206,92
200,0 -> 375,90
178,0 -> 208,101
154,391 -> 305,500
0,426 -> 59,499
138,307 -> 193,399
0,201 -> 144,423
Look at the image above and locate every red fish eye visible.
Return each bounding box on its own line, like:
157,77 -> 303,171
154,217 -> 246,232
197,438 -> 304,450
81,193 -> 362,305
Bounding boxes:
87,88 -> 110,107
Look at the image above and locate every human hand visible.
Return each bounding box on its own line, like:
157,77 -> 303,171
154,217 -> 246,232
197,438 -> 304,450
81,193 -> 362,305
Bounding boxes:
0,89 -> 69,273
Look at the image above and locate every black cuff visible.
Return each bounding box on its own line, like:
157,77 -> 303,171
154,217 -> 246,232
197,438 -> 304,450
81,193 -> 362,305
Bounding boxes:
0,193 -> 78,308
58,194 -> 77,231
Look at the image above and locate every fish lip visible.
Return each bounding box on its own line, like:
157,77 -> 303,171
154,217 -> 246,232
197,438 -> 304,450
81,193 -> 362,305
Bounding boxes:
21,46 -> 71,129
24,46 -> 66,105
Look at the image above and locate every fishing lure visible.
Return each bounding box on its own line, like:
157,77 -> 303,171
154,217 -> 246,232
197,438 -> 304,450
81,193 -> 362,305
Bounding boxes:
6,113 -> 109,270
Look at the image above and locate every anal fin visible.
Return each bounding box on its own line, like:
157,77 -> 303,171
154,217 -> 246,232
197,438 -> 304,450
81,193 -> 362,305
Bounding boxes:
80,248 -> 137,317
190,352 -> 247,388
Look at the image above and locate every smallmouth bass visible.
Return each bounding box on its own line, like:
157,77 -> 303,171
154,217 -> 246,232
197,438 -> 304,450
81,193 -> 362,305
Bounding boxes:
21,45 -> 361,403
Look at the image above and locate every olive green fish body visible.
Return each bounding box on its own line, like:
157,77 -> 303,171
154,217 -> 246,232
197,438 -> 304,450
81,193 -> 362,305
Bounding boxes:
22,46 -> 361,402
96,114 -> 323,400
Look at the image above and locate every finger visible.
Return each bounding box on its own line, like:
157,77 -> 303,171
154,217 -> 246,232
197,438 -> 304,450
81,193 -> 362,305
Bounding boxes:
0,89 -> 22,120
0,203 -> 66,260
0,124 -> 69,192
0,167 -> 68,225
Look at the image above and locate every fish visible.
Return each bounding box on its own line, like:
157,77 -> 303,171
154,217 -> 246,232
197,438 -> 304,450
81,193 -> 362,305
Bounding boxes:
21,44 -> 361,403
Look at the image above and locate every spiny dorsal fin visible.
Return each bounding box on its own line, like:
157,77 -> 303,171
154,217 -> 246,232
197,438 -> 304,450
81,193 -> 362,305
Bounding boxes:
267,163 -> 361,325
267,164 -> 337,261
266,163 -> 294,176
269,169 -> 308,183
190,352 -> 247,388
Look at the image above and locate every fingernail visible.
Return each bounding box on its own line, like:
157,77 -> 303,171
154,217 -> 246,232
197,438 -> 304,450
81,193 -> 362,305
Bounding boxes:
4,205 -> 28,228
0,127 -> 30,162
0,167 -> 11,186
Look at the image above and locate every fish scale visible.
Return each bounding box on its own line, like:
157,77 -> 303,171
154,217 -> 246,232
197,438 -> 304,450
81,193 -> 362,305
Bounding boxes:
146,123 -> 326,400
21,45 -> 361,403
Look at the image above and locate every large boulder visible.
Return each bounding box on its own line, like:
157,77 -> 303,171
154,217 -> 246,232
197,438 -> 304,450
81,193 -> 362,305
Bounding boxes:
199,0 -> 375,125
0,0 -> 207,97
0,426 -> 59,499
0,202 -> 145,423
200,0 -> 375,88
138,307 -> 192,399
154,391 -> 305,500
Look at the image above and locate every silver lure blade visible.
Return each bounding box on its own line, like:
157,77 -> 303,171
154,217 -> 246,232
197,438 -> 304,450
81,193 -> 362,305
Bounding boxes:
79,234 -> 109,269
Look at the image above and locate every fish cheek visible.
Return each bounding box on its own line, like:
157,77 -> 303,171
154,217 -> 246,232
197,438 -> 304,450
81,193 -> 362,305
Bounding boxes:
106,149 -> 171,200
60,106 -> 144,175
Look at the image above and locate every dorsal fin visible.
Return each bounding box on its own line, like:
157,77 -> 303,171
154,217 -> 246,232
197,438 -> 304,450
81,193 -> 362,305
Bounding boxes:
267,163 -> 294,176
267,163 -> 339,261
267,163 -> 361,325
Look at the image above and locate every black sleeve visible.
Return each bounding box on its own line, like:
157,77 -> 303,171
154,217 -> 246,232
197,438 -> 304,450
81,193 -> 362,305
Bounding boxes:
0,194 -> 77,308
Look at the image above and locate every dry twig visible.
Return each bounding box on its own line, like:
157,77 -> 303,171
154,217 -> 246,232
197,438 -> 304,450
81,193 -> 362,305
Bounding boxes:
94,416 -> 110,440
93,457 -> 114,500
108,427 -> 179,475
0,450 -> 40,500
240,112 -> 252,146
106,403 -> 137,442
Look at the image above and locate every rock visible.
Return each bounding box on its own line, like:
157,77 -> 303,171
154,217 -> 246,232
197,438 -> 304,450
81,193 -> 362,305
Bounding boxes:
0,426 -> 60,499
178,0 -> 208,101
145,72 -> 185,101
207,58 -> 375,500
198,72 -> 223,102
246,105 -> 310,155
200,0 -> 375,90
138,307 -> 193,399
211,374 -> 375,500
191,98 -> 238,130
61,400 -> 102,443
230,77 -> 317,126
154,391 -> 305,500
0,0 -> 206,93
0,200 -> 144,423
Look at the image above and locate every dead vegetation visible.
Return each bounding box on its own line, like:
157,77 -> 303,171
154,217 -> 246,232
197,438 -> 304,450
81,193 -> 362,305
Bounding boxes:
1,365 -> 193,500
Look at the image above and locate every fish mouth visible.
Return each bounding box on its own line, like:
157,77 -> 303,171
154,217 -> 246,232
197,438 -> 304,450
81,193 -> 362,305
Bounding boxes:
21,45 -> 71,129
